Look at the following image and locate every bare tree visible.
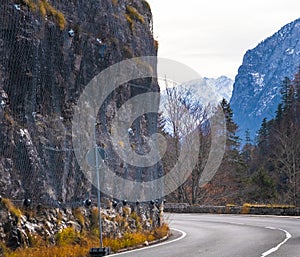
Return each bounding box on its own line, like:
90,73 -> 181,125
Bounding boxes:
160,82 -> 211,204
270,126 -> 300,205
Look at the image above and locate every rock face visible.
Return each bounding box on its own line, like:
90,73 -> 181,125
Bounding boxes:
230,18 -> 300,140
0,0 -> 159,205
0,198 -> 164,251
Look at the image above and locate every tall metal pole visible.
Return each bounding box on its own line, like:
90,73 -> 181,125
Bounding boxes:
94,123 -> 103,248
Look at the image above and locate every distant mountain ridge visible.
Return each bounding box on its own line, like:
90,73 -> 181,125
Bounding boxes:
159,75 -> 233,111
159,76 -> 233,136
203,76 -> 233,102
230,18 -> 300,141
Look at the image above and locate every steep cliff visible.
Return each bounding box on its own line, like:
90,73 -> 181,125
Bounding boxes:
230,18 -> 300,140
0,0 -> 159,205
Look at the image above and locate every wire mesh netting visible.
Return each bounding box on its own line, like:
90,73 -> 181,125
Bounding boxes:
0,0 -> 161,208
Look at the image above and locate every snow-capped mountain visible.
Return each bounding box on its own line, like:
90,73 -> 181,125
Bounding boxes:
159,75 -> 233,109
203,76 -> 234,102
159,76 -> 233,133
230,18 -> 300,141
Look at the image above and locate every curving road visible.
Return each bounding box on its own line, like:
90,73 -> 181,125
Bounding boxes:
110,213 -> 300,257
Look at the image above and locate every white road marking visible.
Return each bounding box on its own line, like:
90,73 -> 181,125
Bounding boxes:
261,227 -> 292,257
109,228 -> 187,256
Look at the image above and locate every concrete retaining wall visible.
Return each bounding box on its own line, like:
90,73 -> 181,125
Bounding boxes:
164,204 -> 300,216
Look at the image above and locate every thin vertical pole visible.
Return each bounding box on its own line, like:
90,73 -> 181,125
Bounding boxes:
94,124 -> 103,248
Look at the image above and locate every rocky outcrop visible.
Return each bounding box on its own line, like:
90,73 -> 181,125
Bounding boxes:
0,197 -> 164,252
0,0 -> 159,204
230,18 -> 300,140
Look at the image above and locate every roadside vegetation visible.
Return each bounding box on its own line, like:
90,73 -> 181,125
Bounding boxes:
0,198 -> 169,257
3,224 -> 169,257
163,68 -> 300,206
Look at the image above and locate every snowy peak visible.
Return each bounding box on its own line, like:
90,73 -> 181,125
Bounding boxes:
203,76 -> 234,102
176,76 -> 233,106
159,75 -> 233,135
159,75 -> 233,107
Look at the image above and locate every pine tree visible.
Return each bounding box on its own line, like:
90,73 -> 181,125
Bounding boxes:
275,103 -> 283,124
220,98 -> 239,151
256,117 -> 269,153
241,129 -> 253,176
250,167 -> 276,201
280,77 -> 292,111
252,70 -> 300,205
206,99 -> 246,204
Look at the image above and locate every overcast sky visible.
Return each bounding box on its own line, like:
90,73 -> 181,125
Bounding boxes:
146,0 -> 300,79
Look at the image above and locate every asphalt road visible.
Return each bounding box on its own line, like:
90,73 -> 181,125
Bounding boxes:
110,213 -> 300,257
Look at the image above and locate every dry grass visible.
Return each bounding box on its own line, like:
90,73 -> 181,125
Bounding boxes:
4,112 -> 15,126
152,223 -> 169,239
105,232 -> 147,251
104,223 -> 169,252
24,0 -> 66,30
130,212 -> 141,223
38,0 -> 47,16
154,39 -> 159,51
125,14 -> 134,32
3,224 -> 169,257
55,227 -> 80,246
125,5 -> 145,32
38,0 -> 66,30
0,242 -> 12,256
24,0 -> 37,11
243,203 -> 296,208
1,198 -> 22,222
1,197 -> 170,257
126,6 -> 145,24
27,233 -> 48,248
73,208 -> 85,229
225,203 -> 236,207
241,203 -> 296,214
90,207 -> 100,232
111,0 -> 118,6
4,242 -> 95,257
